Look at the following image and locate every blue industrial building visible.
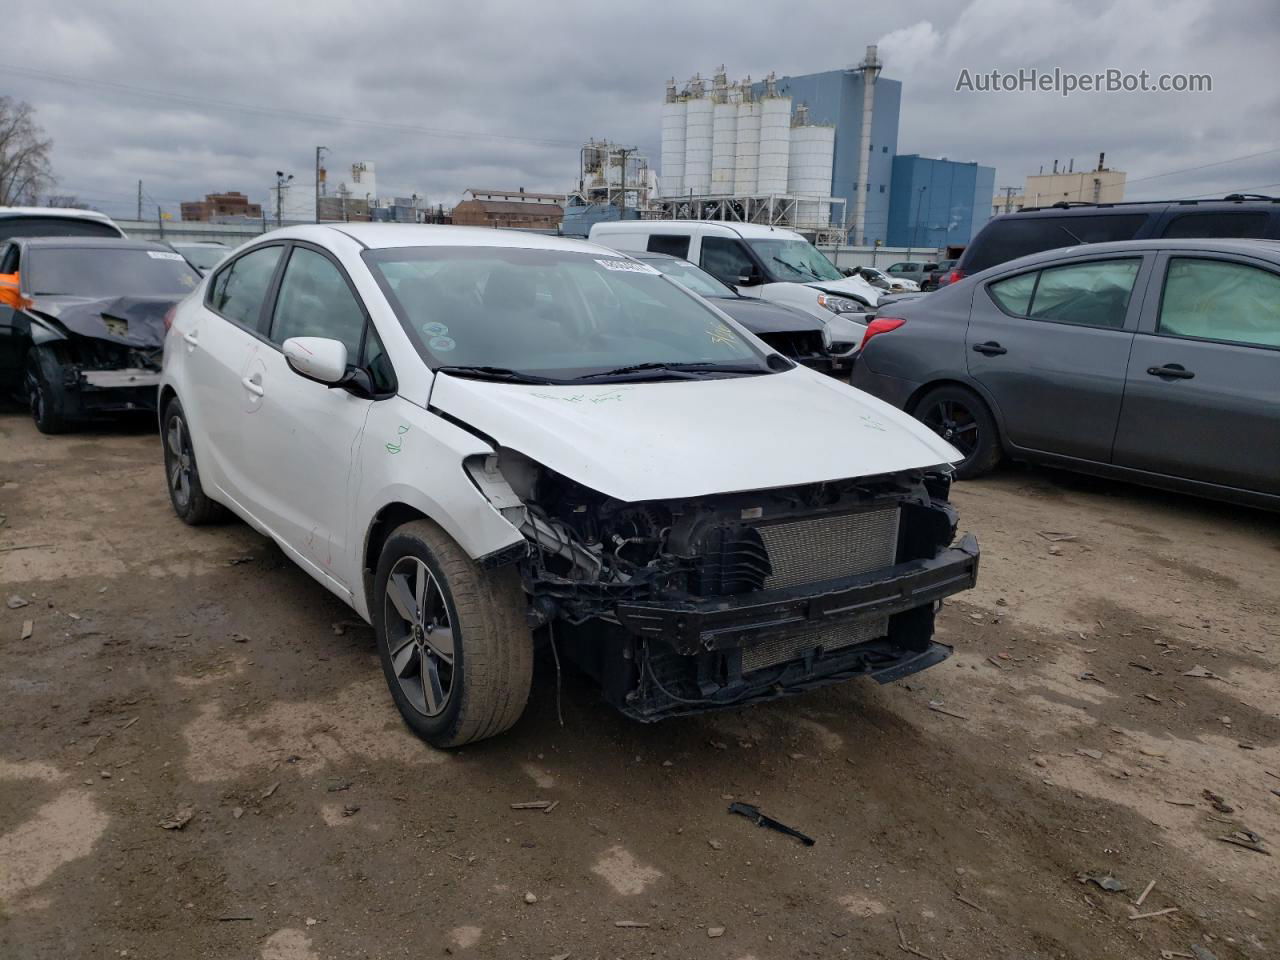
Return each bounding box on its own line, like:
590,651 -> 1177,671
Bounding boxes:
749,67 -> 901,246
886,155 -> 996,250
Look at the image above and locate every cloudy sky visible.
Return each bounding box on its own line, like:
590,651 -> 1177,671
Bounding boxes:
5,0 -> 1278,222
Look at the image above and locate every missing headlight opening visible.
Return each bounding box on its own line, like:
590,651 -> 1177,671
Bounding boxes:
466,450 -> 978,721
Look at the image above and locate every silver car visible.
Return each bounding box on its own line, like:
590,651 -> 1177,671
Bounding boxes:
851,238 -> 1280,509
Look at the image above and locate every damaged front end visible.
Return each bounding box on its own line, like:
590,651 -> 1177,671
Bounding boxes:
467,452 -> 979,721
26,296 -> 171,416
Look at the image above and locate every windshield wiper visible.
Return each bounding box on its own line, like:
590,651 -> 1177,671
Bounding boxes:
771,256 -> 820,281
434,365 -> 557,384
575,361 -> 765,381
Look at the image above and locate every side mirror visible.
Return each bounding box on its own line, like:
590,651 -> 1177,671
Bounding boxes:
283,337 -> 348,385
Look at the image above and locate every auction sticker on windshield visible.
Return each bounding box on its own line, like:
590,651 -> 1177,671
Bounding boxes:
595,258 -> 660,275
147,251 -> 187,261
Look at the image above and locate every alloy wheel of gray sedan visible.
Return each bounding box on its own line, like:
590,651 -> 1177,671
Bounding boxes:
166,415 -> 194,510
919,398 -> 980,461
383,556 -> 455,717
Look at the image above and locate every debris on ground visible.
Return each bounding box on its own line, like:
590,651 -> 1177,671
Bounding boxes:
707,926 -> 725,938
613,920 -> 649,928
19,620 -> 33,640
1189,945 -> 1219,960
1133,879 -> 1156,907
926,701 -> 969,720
707,839 -> 723,850
511,800 -> 555,810
342,804 -> 360,817
159,807 -> 195,830
1037,531 -> 1077,542
524,892 -> 538,904
1129,906 -> 1178,920
1076,749 -> 1104,760
1182,665 -> 1221,679
1077,871 -> 1127,893
1202,790 -> 1233,814
260,781 -> 280,800
7,594 -> 30,609
226,556 -> 255,566
1217,830 -> 1270,855
728,802 -> 815,846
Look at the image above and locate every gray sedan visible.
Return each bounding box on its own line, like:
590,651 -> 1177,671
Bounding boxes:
852,238 -> 1280,509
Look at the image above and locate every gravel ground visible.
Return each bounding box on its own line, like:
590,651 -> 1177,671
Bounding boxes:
1,410 -> 1277,960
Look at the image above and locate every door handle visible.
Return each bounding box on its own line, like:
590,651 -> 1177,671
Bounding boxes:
972,341 -> 1007,356
1146,364 -> 1195,380
182,331 -> 199,347
241,375 -> 265,397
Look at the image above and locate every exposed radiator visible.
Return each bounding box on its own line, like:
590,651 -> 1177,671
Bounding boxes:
755,504 -> 900,590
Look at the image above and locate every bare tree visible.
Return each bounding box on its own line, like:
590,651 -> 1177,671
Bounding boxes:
43,194 -> 93,210
0,97 -> 54,206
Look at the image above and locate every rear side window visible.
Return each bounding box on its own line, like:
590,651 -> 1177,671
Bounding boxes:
1159,212 -> 1269,239
646,234 -> 690,258
966,214 -> 1147,273
988,259 -> 1140,329
209,245 -> 283,330
0,217 -> 122,242
1159,257 -> 1280,348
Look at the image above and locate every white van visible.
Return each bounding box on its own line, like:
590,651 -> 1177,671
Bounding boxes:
588,220 -> 879,352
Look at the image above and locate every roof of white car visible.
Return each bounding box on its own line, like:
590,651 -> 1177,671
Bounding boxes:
0,206 -> 119,224
590,219 -> 807,242
266,223 -> 608,253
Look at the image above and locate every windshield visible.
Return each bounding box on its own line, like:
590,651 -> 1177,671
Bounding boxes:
27,247 -> 201,298
641,257 -> 737,299
748,239 -> 844,282
366,246 -> 771,382
173,245 -> 227,272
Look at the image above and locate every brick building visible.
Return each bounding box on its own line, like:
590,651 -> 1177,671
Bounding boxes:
181,192 -> 263,222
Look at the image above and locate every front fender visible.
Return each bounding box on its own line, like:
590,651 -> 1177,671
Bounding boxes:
27,314 -> 68,346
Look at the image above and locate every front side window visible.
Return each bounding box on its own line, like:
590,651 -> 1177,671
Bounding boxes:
747,238 -> 843,282
210,245 -> 283,329
270,247 -> 365,359
366,246 -> 771,382
26,246 -> 200,298
1159,257 -> 1280,348
699,237 -> 757,285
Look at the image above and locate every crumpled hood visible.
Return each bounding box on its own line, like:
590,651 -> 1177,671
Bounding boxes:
804,274 -> 882,307
710,297 -> 824,335
430,367 -> 960,502
27,295 -> 175,349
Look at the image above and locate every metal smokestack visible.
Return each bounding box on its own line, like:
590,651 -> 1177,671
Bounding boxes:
853,44 -> 881,244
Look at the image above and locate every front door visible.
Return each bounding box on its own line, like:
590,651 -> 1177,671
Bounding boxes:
965,255 -> 1148,463
240,244 -> 379,591
1113,252 -> 1280,495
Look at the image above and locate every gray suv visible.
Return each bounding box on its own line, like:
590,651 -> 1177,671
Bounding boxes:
851,238 -> 1280,509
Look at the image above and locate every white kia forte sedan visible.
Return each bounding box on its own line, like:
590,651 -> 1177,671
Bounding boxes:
159,225 -> 978,747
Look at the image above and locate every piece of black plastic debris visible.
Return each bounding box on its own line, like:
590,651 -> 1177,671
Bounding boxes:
728,801 -> 815,846
1077,871 -> 1127,892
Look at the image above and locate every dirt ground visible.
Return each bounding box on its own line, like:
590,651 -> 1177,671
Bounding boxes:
1,409 -> 1277,960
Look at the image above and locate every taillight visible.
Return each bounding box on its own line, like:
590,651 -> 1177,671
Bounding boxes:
946,269 -> 964,285
859,316 -> 906,350
163,305 -> 177,331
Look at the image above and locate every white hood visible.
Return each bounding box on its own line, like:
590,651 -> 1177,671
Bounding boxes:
429,368 -> 959,503
806,274 -> 882,306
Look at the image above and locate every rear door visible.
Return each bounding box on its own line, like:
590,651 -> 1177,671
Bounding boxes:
182,243 -> 285,505
966,254 -> 1149,462
1113,252 -> 1280,495
238,243 -> 389,591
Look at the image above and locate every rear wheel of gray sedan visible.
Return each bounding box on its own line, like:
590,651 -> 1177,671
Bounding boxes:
373,519 -> 533,748
914,385 -> 1002,480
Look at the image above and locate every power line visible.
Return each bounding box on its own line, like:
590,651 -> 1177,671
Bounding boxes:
0,63 -> 660,155
1122,146 -> 1280,187
1170,181 -> 1280,200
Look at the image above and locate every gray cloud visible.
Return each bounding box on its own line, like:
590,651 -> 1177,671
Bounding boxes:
4,0 -> 1275,221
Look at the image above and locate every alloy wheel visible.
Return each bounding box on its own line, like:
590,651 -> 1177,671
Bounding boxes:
384,556 -> 455,717
921,399 -> 980,460
166,414 -> 194,510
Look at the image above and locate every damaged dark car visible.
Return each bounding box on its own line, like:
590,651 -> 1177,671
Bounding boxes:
0,237 -> 201,432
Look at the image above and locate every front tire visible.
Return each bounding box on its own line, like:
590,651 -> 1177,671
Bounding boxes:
913,384 -> 1002,480
373,519 -> 532,748
161,397 -> 226,525
26,346 -> 70,434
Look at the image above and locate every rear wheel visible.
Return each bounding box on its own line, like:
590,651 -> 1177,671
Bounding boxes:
25,346 -> 70,435
373,519 -> 532,748
161,397 -> 226,525
914,385 -> 1002,480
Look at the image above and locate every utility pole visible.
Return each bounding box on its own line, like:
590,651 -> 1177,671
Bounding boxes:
314,146 -> 328,223
996,185 -> 1019,214
274,171 -> 293,227
136,180 -> 143,221
615,146 -> 634,222
156,205 -> 165,239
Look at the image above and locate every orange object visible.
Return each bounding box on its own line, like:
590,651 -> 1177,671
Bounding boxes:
0,271 -> 25,309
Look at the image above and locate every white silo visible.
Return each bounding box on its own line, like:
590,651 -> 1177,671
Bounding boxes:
659,79 -> 687,198
734,79 -> 760,196
757,74 -> 792,196
683,75 -> 713,196
710,68 -> 737,195
788,111 -> 836,227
